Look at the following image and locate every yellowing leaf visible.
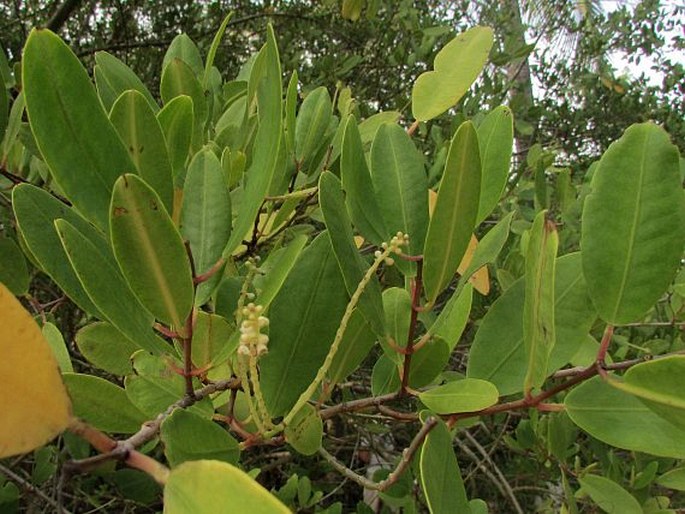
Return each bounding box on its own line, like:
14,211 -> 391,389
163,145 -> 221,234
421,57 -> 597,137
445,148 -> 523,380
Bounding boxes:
429,190 -> 489,295
0,282 -> 72,457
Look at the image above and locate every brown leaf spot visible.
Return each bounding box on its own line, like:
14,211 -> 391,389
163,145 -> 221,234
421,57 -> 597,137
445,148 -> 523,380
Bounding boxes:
113,206 -> 128,217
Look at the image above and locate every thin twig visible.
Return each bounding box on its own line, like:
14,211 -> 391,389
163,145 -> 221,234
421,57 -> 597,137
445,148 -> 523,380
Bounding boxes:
463,430 -> 523,514
0,463 -> 72,514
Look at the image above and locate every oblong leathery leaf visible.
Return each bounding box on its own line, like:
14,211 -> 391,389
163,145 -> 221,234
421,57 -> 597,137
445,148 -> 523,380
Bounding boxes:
203,13 -> 234,89
13,184 -> 106,317
295,86 -> 332,171
0,75 -> 6,143
423,121 -> 481,304
260,232 -> 349,416
164,460 -> 290,514
55,219 -> 168,355
223,26 -> 283,256
253,235 -> 308,310
319,171 -> 385,337
158,95 -> 194,184
431,283 -> 473,350
581,122 -> 685,324
467,253 -> 596,395
110,90 -> 173,213
476,106 -> 513,224
578,475 -> 642,514
75,322 -> 139,376
22,29 -> 136,231
412,26 -> 493,122
0,237 -> 29,296
110,174 -> 194,329
523,211 -> 558,394
565,376 -> 685,459
0,283 -> 72,458
161,409 -> 239,467
340,115 -> 388,245
419,413 -> 469,513
161,58 -> 206,150
94,51 -> 158,113
180,148 -> 232,305
461,212 -> 513,282
191,312 -> 234,370
163,33 -> 204,77
42,322 -> 73,372
370,122 -> 429,259
419,378 -> 499,414
381,287 -> 411,364
62,373 -> 147,434
609,356 -> 685,430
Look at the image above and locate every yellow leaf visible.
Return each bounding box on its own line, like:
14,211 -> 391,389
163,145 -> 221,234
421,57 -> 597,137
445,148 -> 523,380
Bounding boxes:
0,283 -> 72,457
428,190 -> 490,295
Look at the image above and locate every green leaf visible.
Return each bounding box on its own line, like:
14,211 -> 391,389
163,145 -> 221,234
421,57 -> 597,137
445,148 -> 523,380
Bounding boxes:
467,253 -> 596,395
202,13 -> 234,89
284,404 -> 323,456
42,322 -> 73,373
370,122 -> 429,260
372,354 -> 400,395
2,91 -> 24,161
295,87 -> 332,171
419,378 -> 498,414
161,58 -> 206,149
55,219 -> 169,355
157,95 -> 194,184
608,356 -> 685,430
327,309 -> 376,386
110,90 -> 174,213
110,174 -> 194,329
381,287 -> 412,364
62,373 -> 147,433
476,106 -> 514,225
581,122 -> 685,324
0,237 -> 29,296
94,51 -> 158,113
656,467 -> 685,491
0,76 -> 6,143
191,312 -> 234,370
408,339 -> 451,389
419,414 -> 469,513
461,212 -> 513,282
423,121 -> 481,304
358,111 -> 401,146
578,475 -> 642,514
125,352 -> 213,419
75,322 -> 139,376
283,71 -> 298,154
523,211 -> 558,394
431,283 -> 473,350
253,235 -> 309,310
163,34 -> 204,77
161,409 -> 239,467
340,115 -> 388,245
13,184 -> 105,317
164,460 -> 290,513
565,376 -> 685,459
412,26 -> 494,121
22,29 -> 136,231
260,232 -> 349,416
180,148 -> 232,305
319,171 -> 385,337
223,26 -> 283,256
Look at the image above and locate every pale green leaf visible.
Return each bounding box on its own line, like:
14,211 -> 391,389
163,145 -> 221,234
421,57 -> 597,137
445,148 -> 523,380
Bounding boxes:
419,378 -> 498,414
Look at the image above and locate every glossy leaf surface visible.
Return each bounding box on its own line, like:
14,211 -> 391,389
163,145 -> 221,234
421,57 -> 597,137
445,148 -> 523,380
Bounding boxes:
110,89 -> 174,212
581,122 -> 685,324
419,378 -> 498,414
565,376 -> 685,458
412,26 -> 494,121
23,29 -> 136,231
157,95 -> 194,183
161,409 -> 239,467
164,460 -> 290,513
110,174 -> 194,329
423,121 -> 481,303
260,233 -> 348,416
